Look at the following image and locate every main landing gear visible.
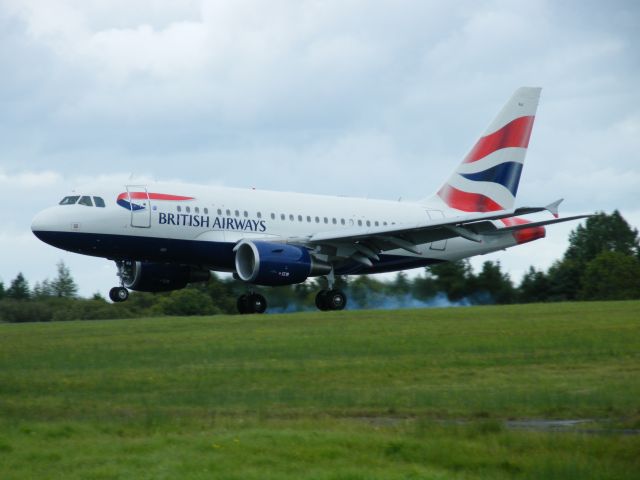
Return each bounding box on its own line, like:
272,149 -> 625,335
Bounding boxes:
235,272 -> 347,314
315,269 -> 347,311
237,292 -> 267,314
315,289 -> 347,311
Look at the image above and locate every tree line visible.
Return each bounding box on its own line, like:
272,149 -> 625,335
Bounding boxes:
1,210 -> 639,322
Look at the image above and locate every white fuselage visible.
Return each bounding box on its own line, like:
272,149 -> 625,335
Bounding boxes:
31,181 -> 521,276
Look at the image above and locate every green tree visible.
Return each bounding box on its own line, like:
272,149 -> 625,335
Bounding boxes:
0,280 -> 5,300
565,210 -> 639,263
428,260 -> 475,301
32,279 -> 54,298
579,251 -> 640,300
474,261 -> 515,304
389,272 -> 411,296
6,273 -> 30,300
347,276 -> 387,308
51,261 -> 78,298
548,211 -> 639,300
411,269 -> 438,300
518,267 -> 550,303
158,288 -> 218,316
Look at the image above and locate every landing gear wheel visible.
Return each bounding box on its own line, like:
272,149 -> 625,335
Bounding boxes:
326,289 -> 347,311
315,289 -> 347,311
250,293 -> 267,314
237,293 -> 268,314
109,287 -> 129,303
237,294 -> 249,314
315,290 -> 330,311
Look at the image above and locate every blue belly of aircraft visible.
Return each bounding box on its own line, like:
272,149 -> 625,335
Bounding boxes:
32,230 -> 440,275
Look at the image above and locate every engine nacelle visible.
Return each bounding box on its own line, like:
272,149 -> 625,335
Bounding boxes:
120,261 -> 210,292
234,240 -> 331,286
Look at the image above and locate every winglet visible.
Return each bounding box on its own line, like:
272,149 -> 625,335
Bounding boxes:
545,198 -> 563,218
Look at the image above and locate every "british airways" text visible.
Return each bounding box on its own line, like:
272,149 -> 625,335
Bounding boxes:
158,213 -> 267,232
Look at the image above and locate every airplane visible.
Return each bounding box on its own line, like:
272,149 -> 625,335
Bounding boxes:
31,87 -> 589,314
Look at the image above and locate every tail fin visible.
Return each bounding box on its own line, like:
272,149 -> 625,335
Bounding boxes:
433,87 -> 542,212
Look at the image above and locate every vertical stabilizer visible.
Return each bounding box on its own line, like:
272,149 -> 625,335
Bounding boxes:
433,87 -> 542,212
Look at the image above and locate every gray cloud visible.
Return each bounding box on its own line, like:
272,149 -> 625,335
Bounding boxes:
1,0 -> 638,295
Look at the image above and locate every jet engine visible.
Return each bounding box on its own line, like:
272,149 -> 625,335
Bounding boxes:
120,261 -> 210,292
234,240 -> 331,286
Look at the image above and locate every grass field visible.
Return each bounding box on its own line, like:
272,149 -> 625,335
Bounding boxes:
1,301 -> 639,479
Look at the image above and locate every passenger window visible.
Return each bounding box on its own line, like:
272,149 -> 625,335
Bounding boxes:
307,216 -> 311,222
226,209 -> 230,216
281,214 -> 285,220
289,214 -> 294,221
195,207 -> 200,214
186,206 -> 191,213
93,197 -> 106,208
332,218 -> 337,224
324,217 -> 328,224
244,211 -> 248,218
315,217 -> 320,223
298,215 -> 303,222
358,220 -> 362,226
204,208 -> 209,214
383,222 -> 388,226
78,196 -> 93,207
177,206 -> 182,212
271,213 -> 275,220
375,221 -> 379,227
341,219 -> 345,225
257,212 -> 262,219
366,220 -> 371,227
235,210 -> 240,217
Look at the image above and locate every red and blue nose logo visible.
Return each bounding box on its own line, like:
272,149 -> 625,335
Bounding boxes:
117,192 -> 195,211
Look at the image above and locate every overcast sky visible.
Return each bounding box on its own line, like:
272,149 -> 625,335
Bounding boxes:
1,0 -> 638,297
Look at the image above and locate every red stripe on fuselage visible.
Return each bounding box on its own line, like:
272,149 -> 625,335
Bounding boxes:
117,192 -> 195,201
464,115 -> 535,163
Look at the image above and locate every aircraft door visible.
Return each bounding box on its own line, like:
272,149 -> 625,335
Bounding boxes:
426,210 -> 447,251
126,185 -> 152,228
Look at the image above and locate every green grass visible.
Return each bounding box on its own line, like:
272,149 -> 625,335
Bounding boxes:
1,301 -> 639,479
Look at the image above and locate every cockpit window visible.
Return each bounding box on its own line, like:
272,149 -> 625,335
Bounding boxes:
93,197 -> 106,208
78,196 -> 93,207
59,196 -> 80,205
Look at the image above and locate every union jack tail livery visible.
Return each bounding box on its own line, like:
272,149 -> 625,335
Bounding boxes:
434,87 -> 541,212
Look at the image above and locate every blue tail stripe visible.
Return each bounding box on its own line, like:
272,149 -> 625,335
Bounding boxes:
459,162 -> 523,196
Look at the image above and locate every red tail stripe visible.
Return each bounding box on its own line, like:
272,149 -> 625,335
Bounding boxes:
438,184 -> 503,212
464,115 -> 535,163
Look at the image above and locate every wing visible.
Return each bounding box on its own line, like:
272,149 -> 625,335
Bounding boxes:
282,200 -> 590,267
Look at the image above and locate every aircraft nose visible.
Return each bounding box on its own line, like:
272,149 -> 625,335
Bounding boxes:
31,208 -> 58,234
31,210 -> 47,233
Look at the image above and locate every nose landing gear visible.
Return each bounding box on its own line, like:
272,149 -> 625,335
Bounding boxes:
109,261 -> 131,303
109,286 -> 129,303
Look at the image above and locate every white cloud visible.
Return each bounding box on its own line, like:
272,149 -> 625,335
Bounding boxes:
0,169 -> 62,187
0,0 -> 639,298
